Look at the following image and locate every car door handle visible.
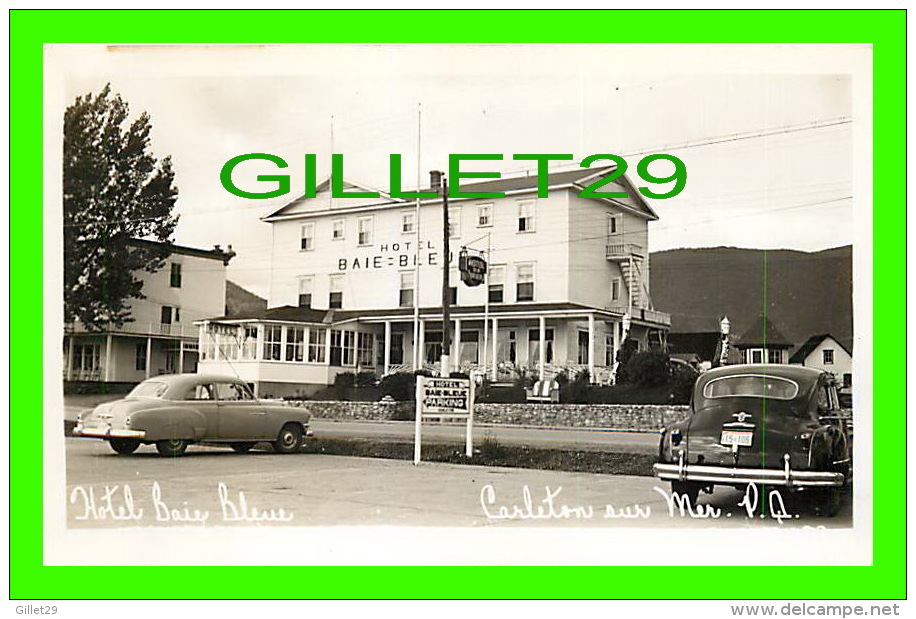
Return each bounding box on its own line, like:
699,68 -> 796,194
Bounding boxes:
252,412 -> 267,416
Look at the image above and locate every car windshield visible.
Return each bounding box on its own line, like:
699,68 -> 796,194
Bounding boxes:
128,380 -> 168,399
703,374 -> 799,400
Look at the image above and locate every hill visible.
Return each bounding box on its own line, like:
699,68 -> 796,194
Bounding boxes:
225,280 -> 268,317
650,246 -> 853,353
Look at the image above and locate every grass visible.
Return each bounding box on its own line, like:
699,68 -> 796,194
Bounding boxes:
299,436 -> 655,476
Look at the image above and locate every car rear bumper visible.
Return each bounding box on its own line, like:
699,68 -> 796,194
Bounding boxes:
654,461 -> 845,488
73,426 -> 146,439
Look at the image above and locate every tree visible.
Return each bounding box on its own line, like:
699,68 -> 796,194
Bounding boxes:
64,84 -> 179,329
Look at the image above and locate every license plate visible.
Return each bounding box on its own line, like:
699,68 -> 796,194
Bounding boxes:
721,430 -> 753,447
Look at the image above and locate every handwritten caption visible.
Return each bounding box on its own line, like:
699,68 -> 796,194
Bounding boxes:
480,482 -> 800,524
69,482 -> 294,524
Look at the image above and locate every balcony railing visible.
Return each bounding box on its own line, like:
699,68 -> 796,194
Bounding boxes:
605,243 -> 644,259
603,306 -> 671,326
64,321 -> 198,338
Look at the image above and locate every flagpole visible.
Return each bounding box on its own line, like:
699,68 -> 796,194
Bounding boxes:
413,104 -> 422,371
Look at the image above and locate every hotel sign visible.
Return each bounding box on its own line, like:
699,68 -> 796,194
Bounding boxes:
459,253 -> 487,287
419,377 -> 471,414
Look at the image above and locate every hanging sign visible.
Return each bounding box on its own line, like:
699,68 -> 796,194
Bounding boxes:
459,250 -> 487,287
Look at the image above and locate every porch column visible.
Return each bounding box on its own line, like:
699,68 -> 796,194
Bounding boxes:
384,320 -> 392,375
453,318 -> 462,367
66,335 -> 74,381
491,317 -> 499,381
538,316 -> 546,381
256,324 -> 264,361
178,342 -> 185,374
104,334 -> 113,381
324,327 -> 332,365
418,319 -> 426,369
145,337 -> 152,379
587,314 -> 596,383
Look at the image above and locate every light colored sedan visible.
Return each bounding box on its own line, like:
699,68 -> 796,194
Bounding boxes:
73,374 -> 312,457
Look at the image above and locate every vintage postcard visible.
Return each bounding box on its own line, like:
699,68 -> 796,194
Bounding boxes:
43,42 -> 873,566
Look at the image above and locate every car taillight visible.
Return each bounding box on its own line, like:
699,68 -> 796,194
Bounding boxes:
671,429 -> 683,447
796,432 -> 812,451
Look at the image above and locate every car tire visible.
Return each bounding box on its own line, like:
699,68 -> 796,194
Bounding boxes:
109,438 -> 140,455
230,442 -> 257,454
671,481 -> 701,507
273,424 -> 303,454
155,439 -> 189,457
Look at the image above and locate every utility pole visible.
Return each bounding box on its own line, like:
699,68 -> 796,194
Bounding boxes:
439,174 -> 451,377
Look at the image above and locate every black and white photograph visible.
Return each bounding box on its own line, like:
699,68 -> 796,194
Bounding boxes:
44,43 -> 872,565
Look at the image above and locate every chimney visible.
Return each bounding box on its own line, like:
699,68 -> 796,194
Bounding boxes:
429,170 -> 443,193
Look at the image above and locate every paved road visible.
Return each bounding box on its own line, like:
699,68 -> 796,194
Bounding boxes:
65,438 -> 851,529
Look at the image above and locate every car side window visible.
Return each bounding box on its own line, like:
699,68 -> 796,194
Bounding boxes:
185,384 -> 213,400
214,382 -> 253,401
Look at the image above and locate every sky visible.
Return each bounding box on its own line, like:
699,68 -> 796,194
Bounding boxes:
47,44 -> 866,297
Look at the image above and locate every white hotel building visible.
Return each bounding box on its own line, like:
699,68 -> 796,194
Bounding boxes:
198,166 -> 671,397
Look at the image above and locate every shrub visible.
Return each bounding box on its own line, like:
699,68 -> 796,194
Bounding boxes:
668,363 -> 698,404
613,338 -> 639,384
333,372 -> 356,390
379,372 -> 417,401
625,350 -> 671,388
355,372 -> 378,388
560,369 -> 590,404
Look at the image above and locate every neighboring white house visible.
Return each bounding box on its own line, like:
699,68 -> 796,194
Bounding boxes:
789,334 -> 853,387
197,167 -> 671,397
64,239 -> 234,383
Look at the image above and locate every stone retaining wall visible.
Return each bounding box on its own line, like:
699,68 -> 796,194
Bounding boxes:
286,400 -> 690,432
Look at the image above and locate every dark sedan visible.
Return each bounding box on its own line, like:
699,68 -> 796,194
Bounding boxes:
654,364 -> 851,514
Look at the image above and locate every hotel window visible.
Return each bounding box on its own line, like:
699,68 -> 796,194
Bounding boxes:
329,274 -> 344,309
399,271 -> 415,308
477,204 -> 493,227
161,306 -> 175,325
460,330 -> 480,364
357,216 -> 373,246
607,215 -> 620,236
376,334 -> 385,366
611,278 -> 621,302
358,332 -> 374,367
332,219 -> 345,241
390,333 -> 404,365
768,349 -> 783,364
308,328 -> 326,363
135,343 -> 147,371
449,267 -> 458,304
517,200 -> 535,233
169,262 -> 182,288
529,328 -> 555,365
823,349 -> 834,365
343,331 -> 356,366
448,207 -> 460,238
242,326 -> 258,360
263,325 -> 282,361
401,212 -> 415,234
488,265 -> 505,303
577,331 -> 589,365
298,276 -> 314,308
300,223 -> 315,251
605,333 -> 615,367
285,327 -> 305,362
425,332 -> 443,364
516,263 -> 535,302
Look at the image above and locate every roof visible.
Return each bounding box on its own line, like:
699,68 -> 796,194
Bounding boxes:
667,331 -> 721,362
734,315 -> 794,349
788,334 -> 852,364
263,165 -> 659,222
127,238 -> 235,264
202,302 -> 623,326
